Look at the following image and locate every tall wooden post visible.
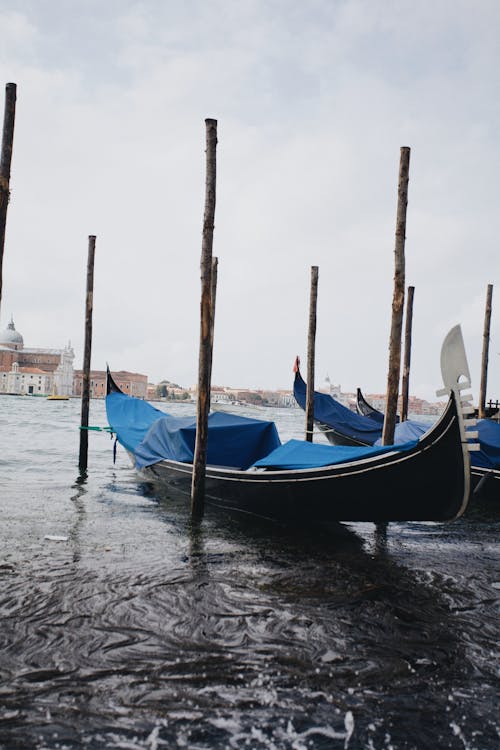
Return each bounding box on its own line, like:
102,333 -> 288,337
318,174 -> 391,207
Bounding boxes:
305,266 -> 319,442
191,119 -> 218,519
208,256 -> 218,408
400,285 -> 415,422
478,283 -> 493,419
382,147 -> 410,445
0,83 -> 17,312
79,235 -> 96,472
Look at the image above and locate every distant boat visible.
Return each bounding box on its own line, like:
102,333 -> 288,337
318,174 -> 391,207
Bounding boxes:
105,326 -> 476,523
356,387 -> 399,424
47,384 -> 69,401
293,372 -> 427,447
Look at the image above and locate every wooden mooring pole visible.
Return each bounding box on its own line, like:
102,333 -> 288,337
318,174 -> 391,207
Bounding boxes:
191,118 -> 218,519
0,82 -> 17,313
478,283 -> 493,419
79,235 -> 96,472
400,285 -> 415,422
382,146 -> 410,446
208,256 -> 218,389
305,266 -> 319,442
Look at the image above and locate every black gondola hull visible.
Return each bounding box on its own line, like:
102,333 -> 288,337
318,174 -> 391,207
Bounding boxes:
138,393 -> 469,522
317,421 -> 370,447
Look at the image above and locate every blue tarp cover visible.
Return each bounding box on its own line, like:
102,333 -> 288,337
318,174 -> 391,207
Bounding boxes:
106,391 -> 168,453
471,419 -> 500,469
253,438 -> 419,470
374,419 -> 429,445
135,410 -> 281,469
393,420 -> 429,441
294,372 -> 428,445
106,391 -> 281,470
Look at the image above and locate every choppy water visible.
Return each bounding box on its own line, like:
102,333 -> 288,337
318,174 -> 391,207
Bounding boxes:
0,395 -> 498,749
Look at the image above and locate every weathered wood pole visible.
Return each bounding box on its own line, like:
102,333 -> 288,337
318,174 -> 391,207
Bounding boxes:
478,283 -> 493,419
209,256 -> 218,380
305,266 -> 319,442
78,235 -> 96,472
400,285 -> 415,422
191,119 -> 218,519
0,83 -> 17,313
382,147 -> 411,445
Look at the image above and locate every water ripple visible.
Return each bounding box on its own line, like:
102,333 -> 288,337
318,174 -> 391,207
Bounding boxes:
0,396 -> 498,748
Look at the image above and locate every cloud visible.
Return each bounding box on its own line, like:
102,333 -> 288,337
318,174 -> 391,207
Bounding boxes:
1,0 -> 499,404
0,10 -> 38,61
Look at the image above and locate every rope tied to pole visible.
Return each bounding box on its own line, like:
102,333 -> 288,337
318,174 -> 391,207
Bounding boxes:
78,425 -> 113,432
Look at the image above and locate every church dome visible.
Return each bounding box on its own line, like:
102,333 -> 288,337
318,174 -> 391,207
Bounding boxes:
0,317 -> 24,349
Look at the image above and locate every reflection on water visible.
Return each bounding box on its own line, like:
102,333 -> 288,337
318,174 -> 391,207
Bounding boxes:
0,395 -> 498,749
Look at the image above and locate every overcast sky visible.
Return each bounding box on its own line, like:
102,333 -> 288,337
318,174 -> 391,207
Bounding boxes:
0,0 -> 499,401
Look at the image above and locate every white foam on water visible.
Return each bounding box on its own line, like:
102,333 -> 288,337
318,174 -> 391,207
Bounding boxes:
450,722 -> 473,750
145,721 -> 170,750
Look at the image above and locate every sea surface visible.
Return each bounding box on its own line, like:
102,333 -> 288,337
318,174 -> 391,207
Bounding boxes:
0,395 -> 498,750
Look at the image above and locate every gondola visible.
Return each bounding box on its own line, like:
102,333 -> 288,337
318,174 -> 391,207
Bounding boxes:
294,369 -> 427,448
106,326 -> 476,523
356,387 -> 398,424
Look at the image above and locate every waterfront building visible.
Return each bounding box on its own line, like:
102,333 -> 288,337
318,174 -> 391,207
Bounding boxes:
147,383 -> 159,401
0,317 -> 74,396
73,369 -> 148,399
361,392 -> 444,417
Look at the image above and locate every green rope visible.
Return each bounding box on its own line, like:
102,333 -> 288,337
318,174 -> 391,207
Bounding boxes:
79,425 -> 113,432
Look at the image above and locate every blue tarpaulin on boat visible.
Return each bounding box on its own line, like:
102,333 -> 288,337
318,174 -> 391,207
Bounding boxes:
134,410 -> 281,469
106,391 -> 169,453
106,391 -> 281,470
252,438 -> 419,470
471,419 -> 500,469
374,419 -> 429,445
394,420 -> 429,441
294,372 -> 429,445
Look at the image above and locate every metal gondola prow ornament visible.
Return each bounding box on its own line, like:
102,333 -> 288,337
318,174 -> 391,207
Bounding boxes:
438,324 -> 471,394
436,325 -> 480,454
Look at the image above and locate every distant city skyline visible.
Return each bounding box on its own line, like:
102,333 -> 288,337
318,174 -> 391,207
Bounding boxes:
0,313 -> 446,414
